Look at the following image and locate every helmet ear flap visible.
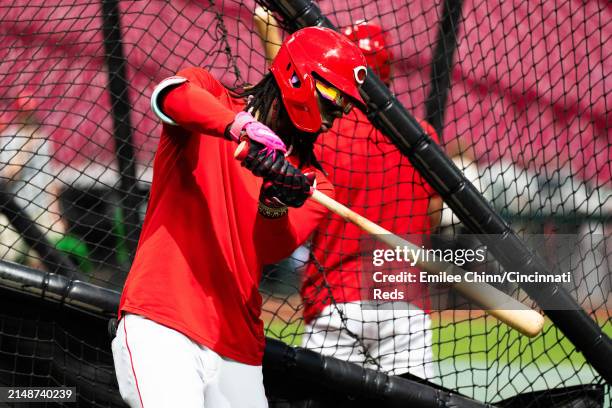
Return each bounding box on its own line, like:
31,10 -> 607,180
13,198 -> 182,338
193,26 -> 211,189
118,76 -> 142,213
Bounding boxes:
290,72 -> 301,88
285,63 -> 300,87
272,62 -> 321,132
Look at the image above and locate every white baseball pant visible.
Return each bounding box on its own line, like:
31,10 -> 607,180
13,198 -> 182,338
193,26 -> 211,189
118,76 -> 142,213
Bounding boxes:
111,314 -> 268,408
302,302 -> 434,378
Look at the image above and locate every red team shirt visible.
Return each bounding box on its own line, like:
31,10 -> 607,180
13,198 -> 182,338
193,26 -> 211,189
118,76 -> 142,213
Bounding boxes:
119,67 -> 332,365
302,109 -> 439,323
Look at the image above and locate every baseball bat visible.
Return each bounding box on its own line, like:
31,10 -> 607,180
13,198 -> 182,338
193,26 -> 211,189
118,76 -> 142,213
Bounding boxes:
235,141 -> 545,337
311,188 -> 545,337
254,6 -> 283,66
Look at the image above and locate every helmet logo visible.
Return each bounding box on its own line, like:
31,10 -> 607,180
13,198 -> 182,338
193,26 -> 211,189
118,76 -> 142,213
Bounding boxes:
358,38 -> 372,52
354,66 -> 367,84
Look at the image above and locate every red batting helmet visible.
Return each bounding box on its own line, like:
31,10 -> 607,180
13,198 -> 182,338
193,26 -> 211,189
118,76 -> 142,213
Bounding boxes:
343,21 -> 392,83
270,26 -> 367,133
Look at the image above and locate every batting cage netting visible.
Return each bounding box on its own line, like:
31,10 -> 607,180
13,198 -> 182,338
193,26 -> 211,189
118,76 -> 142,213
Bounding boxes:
0,0 -> 610,407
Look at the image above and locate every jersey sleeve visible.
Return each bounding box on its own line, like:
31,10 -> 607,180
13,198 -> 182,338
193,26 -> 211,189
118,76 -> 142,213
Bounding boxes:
151,67 -> 237,137
256,168 -> 334,265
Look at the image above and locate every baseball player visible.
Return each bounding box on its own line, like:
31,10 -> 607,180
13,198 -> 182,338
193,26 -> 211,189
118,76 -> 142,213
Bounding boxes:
0,93 -> 67,268
302,22 -> 442,380
254,15 -> 441,381
111,27 -> 368,408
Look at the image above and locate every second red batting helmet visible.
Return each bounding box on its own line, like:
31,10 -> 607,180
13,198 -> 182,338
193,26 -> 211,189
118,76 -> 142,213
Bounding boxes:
343,21 -> 392,83
270,27 -> 367,133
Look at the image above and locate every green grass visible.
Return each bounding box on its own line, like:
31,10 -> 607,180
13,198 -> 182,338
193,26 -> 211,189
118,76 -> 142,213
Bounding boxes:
265,314 -> 612,367
433,315 -> 612,366
264,313 -> 610,405
264,319 -> 303,346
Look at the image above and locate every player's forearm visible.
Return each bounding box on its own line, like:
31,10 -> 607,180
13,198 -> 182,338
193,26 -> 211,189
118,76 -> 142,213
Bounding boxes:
253,6 -> 282,64
0,163 -> 23,182
159,82 -> 236,137
1,148 -> 33,181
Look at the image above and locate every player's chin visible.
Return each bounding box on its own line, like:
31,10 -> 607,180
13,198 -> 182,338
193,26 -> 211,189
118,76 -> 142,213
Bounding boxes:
296,128 -> 322,140
319,120 -> 333,133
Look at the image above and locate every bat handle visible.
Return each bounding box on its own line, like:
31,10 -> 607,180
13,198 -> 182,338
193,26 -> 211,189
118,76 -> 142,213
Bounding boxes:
234,140 -> 249,161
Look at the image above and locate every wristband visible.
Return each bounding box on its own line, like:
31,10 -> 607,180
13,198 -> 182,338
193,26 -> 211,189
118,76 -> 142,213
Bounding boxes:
150,76 -> 188,126
229,112 -> 287,153
228,111 -> 256,142
258,201 -> 288,218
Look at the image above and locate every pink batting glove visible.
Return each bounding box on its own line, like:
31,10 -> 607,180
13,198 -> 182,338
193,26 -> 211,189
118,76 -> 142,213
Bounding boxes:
228,111 -> 287,154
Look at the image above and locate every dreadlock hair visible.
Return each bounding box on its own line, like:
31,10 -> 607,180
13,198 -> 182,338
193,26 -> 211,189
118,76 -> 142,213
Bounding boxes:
232,73 -> 322,171
234,73 -> 278,125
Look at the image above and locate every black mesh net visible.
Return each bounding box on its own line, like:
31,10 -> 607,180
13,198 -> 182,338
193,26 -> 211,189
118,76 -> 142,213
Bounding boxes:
0,0 -> 609,406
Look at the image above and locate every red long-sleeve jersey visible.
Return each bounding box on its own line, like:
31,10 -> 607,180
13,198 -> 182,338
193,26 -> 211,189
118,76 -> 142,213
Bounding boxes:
302,109 -> 438,323
119,67 -> 332,365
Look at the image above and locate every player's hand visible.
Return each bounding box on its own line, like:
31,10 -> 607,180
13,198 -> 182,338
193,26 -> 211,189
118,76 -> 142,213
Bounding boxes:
228,111 -> 287,153
241,139 -> 288,178
260,170 -> 315,208
234,137 -> 314,207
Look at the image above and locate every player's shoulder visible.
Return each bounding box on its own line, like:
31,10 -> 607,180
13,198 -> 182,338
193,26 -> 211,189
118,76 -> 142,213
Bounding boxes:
174,66 -> 226,94
417,119 -> 440,144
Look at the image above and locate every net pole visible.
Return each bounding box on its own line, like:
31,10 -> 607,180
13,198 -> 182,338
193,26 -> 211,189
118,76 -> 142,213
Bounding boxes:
264,338 -> 496,408
424,0 -> 464,140
262,0 -> 612,383
100,0 -> 142,265
0,259 -> 119,314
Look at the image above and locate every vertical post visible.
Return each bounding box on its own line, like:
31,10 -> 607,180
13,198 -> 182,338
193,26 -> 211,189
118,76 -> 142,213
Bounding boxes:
424,0 -> 464,140
100,0 -> 141,266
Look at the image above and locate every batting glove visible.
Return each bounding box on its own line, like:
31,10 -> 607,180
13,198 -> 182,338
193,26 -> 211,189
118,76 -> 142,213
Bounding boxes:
260,169 -> 315,209
228,111 -> 287,152
238,139 -> 284,177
